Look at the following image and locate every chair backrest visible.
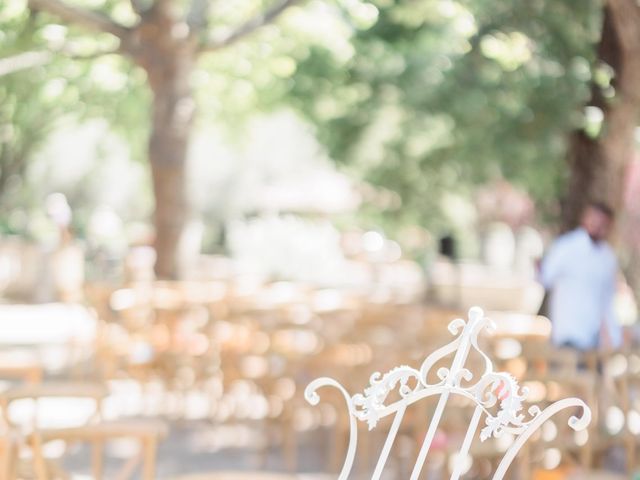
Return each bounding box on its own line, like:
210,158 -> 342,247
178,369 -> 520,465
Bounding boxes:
0,382 -> 108,432
305,307 -> 591,480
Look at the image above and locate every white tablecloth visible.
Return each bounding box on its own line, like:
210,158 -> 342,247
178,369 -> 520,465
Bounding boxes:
0,303 -> 96,346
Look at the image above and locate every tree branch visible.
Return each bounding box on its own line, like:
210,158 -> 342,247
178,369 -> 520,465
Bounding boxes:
186,0 -> 210,32
608,0 -> 640,57
0,51 -> 52,77
28,0 -> 131,39
60,44 -> 121,60
606,0 -> 640,100
0,45 -> 120,78
129,0 -> 150,16
199,0 -> 299,53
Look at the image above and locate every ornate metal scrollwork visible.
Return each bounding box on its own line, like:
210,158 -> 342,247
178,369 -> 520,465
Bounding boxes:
304,306 -> 591,480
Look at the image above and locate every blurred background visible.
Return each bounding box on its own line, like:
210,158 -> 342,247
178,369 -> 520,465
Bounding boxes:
1,0 -> 640,478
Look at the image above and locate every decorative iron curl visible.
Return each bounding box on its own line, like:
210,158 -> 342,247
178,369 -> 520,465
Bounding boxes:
491,398 -> 591,480
305,307 -> 592,480
352,366 -> 421,429
304,377 -> 358,480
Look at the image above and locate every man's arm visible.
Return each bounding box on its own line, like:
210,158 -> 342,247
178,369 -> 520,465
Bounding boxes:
601,256 -> 622,350
538,237 -> 566,290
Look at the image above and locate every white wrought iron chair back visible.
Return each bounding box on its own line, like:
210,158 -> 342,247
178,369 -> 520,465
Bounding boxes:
304,307 -> 591,480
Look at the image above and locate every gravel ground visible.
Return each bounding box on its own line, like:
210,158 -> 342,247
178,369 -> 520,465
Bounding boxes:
60,418 -> 630,479
63,420 -> 333,479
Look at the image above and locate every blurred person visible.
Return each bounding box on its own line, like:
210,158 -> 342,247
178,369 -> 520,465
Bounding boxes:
46,193 -> 84,302
45,192 -> 73,244
538,201 -> 622,351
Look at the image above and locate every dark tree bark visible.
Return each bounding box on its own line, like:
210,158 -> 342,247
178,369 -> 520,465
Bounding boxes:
564,0 -> 640,304
564,0 -> 640,231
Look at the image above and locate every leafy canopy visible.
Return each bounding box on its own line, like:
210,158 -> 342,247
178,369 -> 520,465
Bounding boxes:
1,0 -> 603,239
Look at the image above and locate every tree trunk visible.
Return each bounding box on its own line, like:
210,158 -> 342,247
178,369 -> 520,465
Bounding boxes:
147,66 -> 195,279
564,0 -> 640,302
563,2 -> 640,231
27,0 -> 297,280
131,7 -> 197,279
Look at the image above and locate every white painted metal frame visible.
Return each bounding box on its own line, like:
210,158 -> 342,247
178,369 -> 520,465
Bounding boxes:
305,307 -> 591,480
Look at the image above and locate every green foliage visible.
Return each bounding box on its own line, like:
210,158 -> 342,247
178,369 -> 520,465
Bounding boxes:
1,0 -> 606,241
0,4 -> 61,225
285,0 -> 602,232
0,0 -> 148,235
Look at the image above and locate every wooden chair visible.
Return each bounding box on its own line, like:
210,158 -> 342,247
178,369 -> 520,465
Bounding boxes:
106,281 -> 223,417
490,338 -> 599,471
0,430 -> 20,480
597,348 -> 640,473
0,381 -> 167,479
0,350 -> 43,385
304,307 -> 592,479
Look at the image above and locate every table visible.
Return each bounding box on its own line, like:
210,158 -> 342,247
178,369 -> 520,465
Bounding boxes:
0,303 -> 96,374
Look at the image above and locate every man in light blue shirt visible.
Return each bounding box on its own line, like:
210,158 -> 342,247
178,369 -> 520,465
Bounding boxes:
539,202 -> 622,351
